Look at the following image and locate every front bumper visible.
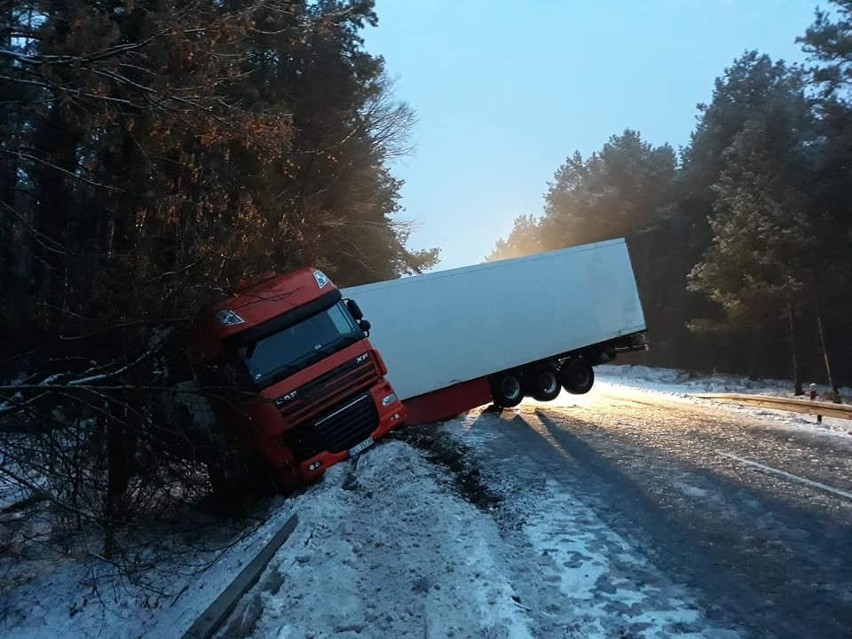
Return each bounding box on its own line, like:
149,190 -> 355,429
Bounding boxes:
296,384 -> 406,482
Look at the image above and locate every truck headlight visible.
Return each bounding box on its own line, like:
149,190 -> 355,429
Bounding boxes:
381,393 -> 398,407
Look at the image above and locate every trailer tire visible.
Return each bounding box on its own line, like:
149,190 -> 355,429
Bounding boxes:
560,361 -> 595,395
490,371 -> 524,408
528,365 -> 561,402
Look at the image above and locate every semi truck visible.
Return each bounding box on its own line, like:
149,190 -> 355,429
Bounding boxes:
342,238 -> 647,424
183,238 -> 644,495
185,268 -> 406,490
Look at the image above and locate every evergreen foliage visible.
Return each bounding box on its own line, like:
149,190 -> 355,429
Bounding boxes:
490,6 -> 852,388
0,1 -> 436,531
0,0 -> 435,361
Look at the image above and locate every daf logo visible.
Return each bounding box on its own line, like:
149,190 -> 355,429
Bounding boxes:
215,309 -> 245,327
275,390 -> 297,408
313,270 -> 330,288
275,391 -> 296,408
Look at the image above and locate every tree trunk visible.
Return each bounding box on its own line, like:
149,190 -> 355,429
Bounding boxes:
31,104 -> 81,335
104,405 -> 137,557
787,301 -> 803,395
814,288 -> 840,403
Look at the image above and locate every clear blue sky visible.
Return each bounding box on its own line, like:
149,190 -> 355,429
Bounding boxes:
363,0 -> 827,271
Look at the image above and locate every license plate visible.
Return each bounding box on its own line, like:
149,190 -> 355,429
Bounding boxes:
349,437 -> 374,457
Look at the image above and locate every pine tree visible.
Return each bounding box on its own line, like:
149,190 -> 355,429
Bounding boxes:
487,215 -> 546,262
0,0 -> 437,532
541,130 -> 676,249
687,58 -> 829,394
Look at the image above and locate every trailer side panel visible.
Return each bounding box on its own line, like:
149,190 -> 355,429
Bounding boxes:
342,238 -> 646,401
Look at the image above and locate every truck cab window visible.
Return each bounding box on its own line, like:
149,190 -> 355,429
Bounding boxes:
238,301 -> 362,388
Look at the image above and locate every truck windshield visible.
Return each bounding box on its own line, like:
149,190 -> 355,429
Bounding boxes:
237,301 -> 362,388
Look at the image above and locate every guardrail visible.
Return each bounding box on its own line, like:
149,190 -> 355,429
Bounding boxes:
181,513 -> 299,639
695,393 -> 852,421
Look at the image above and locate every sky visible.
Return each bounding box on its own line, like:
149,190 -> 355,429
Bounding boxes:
362,0 -> 829,271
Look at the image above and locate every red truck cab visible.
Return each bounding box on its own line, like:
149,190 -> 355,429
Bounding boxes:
189,268 -> 406,488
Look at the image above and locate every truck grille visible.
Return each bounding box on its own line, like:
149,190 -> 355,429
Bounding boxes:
314,393 -> 378,453
288,393 -> 379,458
275,354 -> 379,427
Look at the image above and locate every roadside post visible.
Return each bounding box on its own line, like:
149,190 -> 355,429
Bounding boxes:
809,383 -> 822,424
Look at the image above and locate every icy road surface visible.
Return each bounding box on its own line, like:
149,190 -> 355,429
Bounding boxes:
217,439 -> 737,639
220,379 -> 851,639
444,381 -> 852,639
2,368 -> 850,639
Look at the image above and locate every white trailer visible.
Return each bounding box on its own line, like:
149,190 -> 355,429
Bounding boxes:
343,238 -> 647,423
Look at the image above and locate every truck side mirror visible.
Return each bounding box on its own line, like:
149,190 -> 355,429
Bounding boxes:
357,319 -> 371,334
346,299 -> 364,321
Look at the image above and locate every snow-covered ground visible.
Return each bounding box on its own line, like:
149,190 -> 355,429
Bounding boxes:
598,364 -> 850,401
594,364 -> 852,438
0,365 -> 847,638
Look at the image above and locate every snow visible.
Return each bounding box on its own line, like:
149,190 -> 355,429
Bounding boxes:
2,364 -> 846,638
442,413 -> 739,639
597,364 -> 851,399
227,442 -> 533,639
591,364 -> 852,438
0,498 -> 301,639
518,480 -> 707,635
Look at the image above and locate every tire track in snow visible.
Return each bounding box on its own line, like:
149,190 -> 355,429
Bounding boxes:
508,388 -> 852,639
221,441 -> 535,639
444,410 -> 742,639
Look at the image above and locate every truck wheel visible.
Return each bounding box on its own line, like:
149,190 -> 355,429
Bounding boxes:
528,365 -> 561,402
490,371 -> 524,408
560,361 -> 594,395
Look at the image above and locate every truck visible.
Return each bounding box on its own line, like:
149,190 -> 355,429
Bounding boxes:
342,238 -> 647,424
186,268 -> 406,491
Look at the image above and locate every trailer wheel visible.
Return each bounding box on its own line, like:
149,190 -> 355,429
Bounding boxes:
528,365 -> 561,402
560,361 -> 595,395
490,371 -> 524,408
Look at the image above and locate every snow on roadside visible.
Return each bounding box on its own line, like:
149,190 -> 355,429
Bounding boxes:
592,365 -> 852,438
2,363 -> 843,639
232,427 -> 740,639
0,495 -> 300,639
597,364 -> 852,400
1,440 -> 535,639
441,416 -> 741,639
226,440 -> 533,639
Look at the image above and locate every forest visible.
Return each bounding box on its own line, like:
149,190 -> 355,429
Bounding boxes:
0,0 -> 438,539
489,1 -> 852,395
0,0 -> 850,541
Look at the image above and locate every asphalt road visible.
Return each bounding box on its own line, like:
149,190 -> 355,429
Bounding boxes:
461,384 -> 852,639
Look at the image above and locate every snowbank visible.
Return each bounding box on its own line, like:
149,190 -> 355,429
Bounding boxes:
2,363 -> 843,638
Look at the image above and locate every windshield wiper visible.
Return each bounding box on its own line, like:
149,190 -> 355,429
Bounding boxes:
254,334 -> 361,387
306,335 -> 359,360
